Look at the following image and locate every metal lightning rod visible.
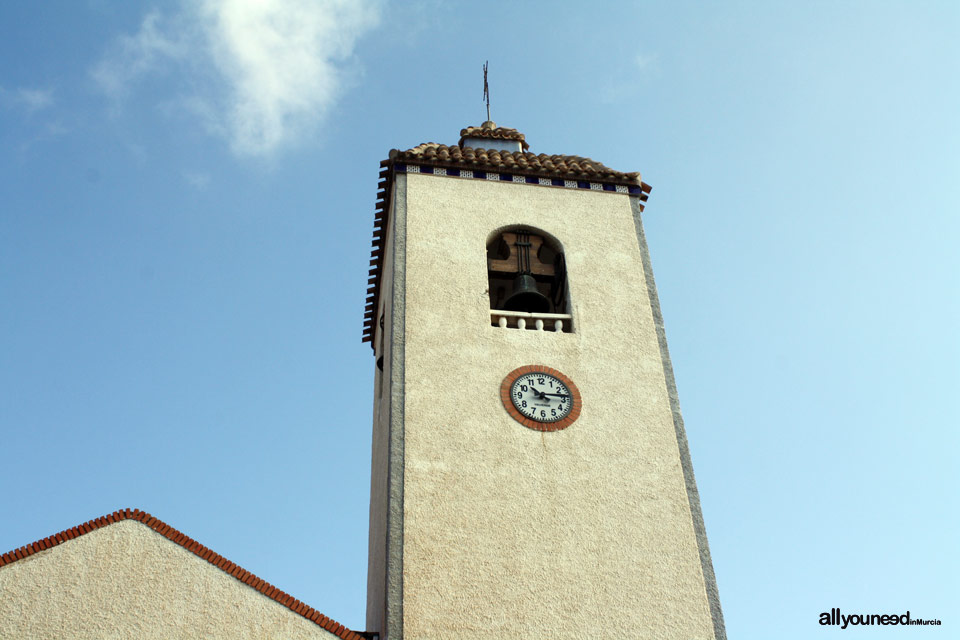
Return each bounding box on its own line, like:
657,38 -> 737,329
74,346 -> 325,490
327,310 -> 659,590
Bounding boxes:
483,60 -> 491,123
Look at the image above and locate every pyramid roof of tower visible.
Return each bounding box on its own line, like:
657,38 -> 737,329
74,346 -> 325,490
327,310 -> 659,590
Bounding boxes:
398,122 -> 645,187
0,508 -> 366,640
394,142 -> 643,185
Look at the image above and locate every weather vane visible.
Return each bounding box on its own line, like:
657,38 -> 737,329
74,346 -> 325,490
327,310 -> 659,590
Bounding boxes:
483,60 -> 491,123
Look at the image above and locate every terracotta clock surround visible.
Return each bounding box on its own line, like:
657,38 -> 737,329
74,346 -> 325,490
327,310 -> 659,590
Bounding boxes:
500,365 -> 582,431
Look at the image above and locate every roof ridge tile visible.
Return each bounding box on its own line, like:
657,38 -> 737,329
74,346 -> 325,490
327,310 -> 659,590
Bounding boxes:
459,123 -> 530,150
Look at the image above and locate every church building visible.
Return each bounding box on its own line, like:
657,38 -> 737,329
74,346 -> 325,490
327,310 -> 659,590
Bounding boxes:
1,121 -> 725,640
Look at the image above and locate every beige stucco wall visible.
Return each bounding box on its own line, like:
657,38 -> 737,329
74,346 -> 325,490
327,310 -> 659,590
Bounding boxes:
382,172 -> 716,639
0,520 -> 344,640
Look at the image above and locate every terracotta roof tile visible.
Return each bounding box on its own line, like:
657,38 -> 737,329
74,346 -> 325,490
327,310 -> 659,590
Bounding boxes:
395,143 -> 642,185
0,508 -> 366,640
459,121 -> 530,150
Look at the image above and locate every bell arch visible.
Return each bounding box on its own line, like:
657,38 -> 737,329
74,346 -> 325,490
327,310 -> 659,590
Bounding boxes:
486,226 -> 571,331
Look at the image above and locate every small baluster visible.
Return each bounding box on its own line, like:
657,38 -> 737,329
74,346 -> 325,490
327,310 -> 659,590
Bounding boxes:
517,318 -> 526,330
498,316 -> 507,328
554,319 -> 564,332
535,319 -> 544,331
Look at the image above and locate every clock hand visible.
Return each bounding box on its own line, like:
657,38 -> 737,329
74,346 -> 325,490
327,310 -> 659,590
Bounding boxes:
541,393 -> 569,398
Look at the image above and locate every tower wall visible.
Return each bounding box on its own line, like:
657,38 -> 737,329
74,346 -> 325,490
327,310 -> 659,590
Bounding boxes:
368,171 -> 722,639
366,174 -> 406,636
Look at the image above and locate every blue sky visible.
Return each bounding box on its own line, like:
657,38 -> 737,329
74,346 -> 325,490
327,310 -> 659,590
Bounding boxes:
1,1 -> 957,638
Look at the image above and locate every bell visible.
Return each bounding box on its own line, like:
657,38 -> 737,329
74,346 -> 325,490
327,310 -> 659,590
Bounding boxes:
504,274 -> 551,314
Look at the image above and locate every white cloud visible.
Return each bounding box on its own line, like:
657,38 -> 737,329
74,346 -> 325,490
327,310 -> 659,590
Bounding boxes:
93,0 -> 381,157
635,52 -> 659,72
92,11 -> 189,99
16,88 -> 55,111
183,171 -> 211,189
597,52 -> 659,105
0,86 -> 55,113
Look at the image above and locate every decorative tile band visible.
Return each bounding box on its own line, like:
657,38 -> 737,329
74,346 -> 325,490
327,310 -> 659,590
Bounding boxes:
396,163 -> 640,195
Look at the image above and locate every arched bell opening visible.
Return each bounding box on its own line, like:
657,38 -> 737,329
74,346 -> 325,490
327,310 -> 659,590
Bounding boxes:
486,227 -> 571,328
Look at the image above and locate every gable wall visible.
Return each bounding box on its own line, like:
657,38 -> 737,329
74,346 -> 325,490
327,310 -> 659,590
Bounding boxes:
0,520 -> 344,640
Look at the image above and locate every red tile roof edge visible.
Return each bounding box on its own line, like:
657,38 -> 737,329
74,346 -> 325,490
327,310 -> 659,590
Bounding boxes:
396,143 -> 648,187
361,159 -> 393,349
0,508 -> 366,640
459,124 -> 530,150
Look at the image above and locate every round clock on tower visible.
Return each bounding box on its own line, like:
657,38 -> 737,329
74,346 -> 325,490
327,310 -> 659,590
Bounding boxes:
500,365 -> 581,431
362,121 -> 726,640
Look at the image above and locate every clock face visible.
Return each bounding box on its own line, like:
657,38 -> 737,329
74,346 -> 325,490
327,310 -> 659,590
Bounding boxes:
500,365 -> 581,431
511,373 -> 573,422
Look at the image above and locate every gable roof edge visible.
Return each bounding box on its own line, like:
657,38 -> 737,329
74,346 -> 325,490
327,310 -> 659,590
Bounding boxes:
0,508 -> 367,640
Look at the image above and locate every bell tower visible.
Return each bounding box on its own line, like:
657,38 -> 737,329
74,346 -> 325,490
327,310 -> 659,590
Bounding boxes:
363,122 -> 725,640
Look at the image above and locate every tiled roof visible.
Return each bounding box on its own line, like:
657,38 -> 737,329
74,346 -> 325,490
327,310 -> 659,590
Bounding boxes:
361,124 -> 652,347
459,121 -> 530,150
394,143 -> 643,186
0,508 -> 367,640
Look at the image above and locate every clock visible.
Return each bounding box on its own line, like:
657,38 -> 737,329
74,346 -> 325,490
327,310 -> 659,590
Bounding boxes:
500,365 -> 582,431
